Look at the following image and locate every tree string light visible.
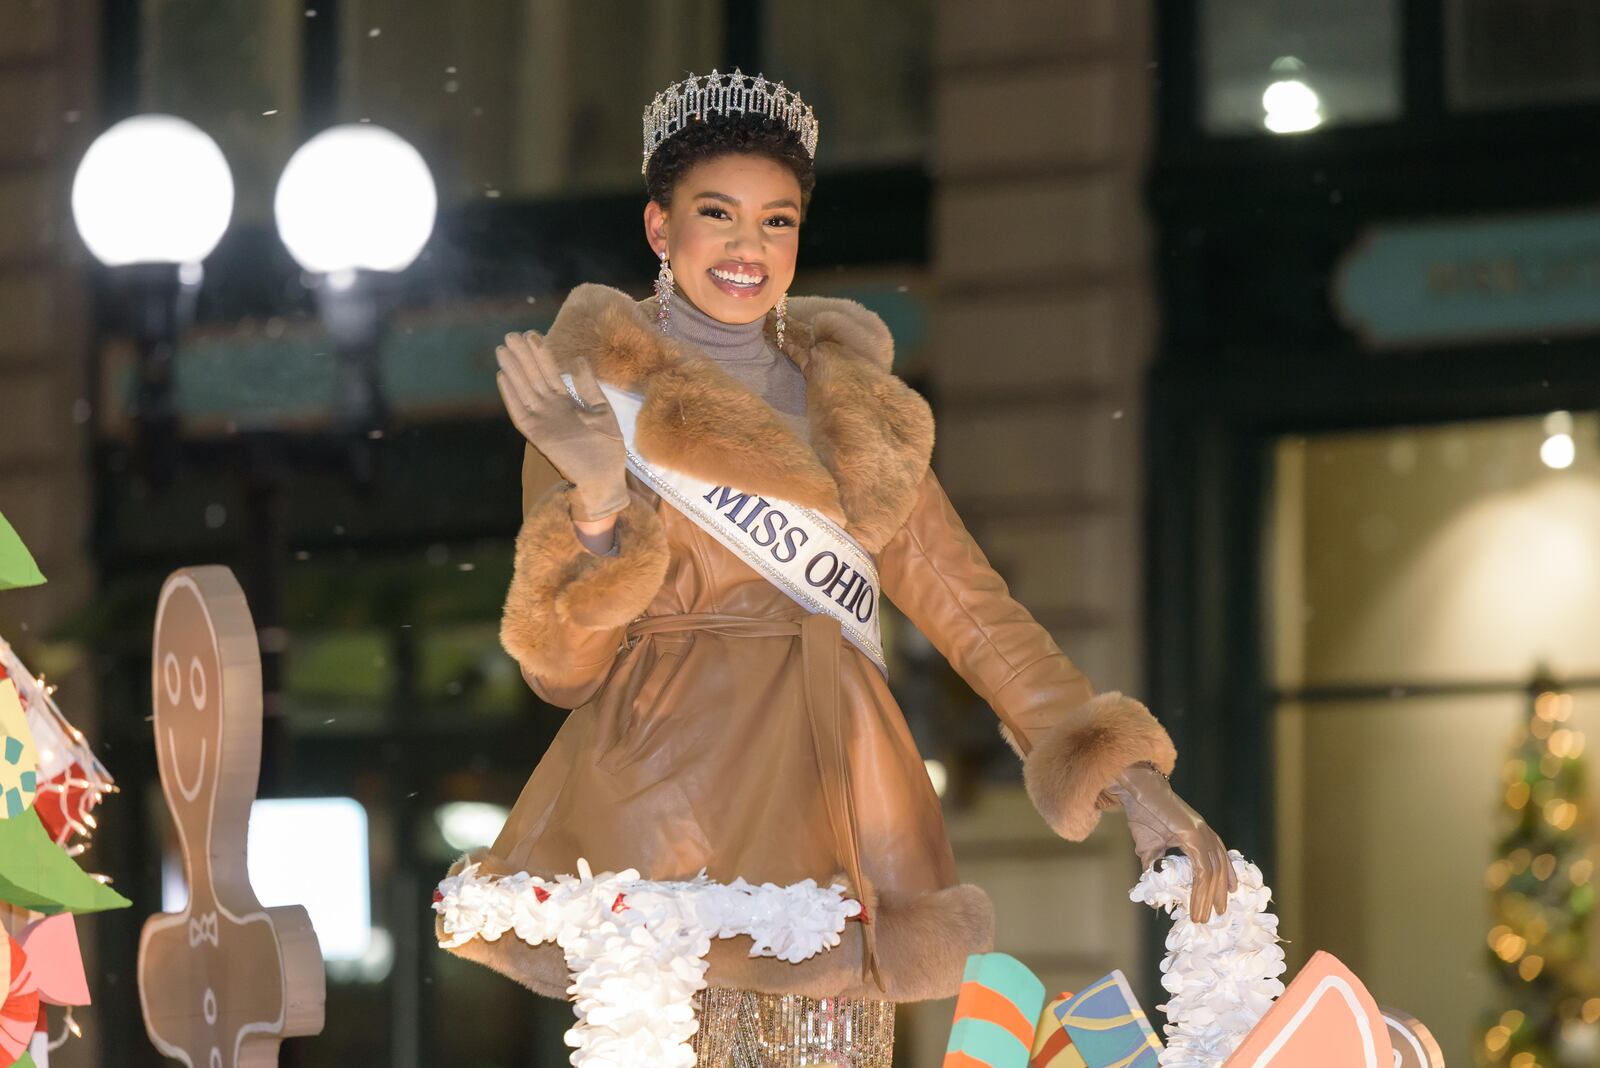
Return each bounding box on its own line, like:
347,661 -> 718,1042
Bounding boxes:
1480,683 -> 1599,1066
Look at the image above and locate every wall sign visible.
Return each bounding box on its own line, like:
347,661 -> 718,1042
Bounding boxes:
1334,209 -> 1600,348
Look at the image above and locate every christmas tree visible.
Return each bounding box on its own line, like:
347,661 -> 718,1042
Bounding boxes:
1480,679 -> 1600,1067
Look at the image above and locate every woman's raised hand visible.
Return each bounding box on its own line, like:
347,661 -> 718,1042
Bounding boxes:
495,330 -> 629,521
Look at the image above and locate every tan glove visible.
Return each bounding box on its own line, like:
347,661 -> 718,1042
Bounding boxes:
495,330 -> 629,521
1111,763 -> 1237,923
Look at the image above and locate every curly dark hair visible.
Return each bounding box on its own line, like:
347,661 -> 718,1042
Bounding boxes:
644,112 -> 817,219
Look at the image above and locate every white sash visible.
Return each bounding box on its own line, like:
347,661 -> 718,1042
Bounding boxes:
573,378 -> 886,675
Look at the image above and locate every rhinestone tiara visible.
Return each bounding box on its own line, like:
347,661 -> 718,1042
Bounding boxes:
641,68 -> 819,175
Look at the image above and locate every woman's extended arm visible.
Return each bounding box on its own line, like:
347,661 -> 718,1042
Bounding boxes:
879,469 -> 1233,920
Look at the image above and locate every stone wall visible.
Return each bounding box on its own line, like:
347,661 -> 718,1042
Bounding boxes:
0,3 -> 101,1065
0,0 -> 97,641
904,0 -> 1158,1056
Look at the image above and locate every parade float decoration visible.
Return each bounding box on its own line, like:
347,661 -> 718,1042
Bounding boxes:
1130,853 -> 1286,1066
0,512 -> 129,1068
137,567 -> 325,1068
0,641 -> 115,855
943,851 -> 1445,1068
944,953 -> 1046,1067
435,859 -> 863,1066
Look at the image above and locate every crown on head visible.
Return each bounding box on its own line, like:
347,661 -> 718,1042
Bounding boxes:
641,68 -> 819,175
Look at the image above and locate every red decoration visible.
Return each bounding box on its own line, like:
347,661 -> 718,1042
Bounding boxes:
32,760 -> 100,845
0,647 -> 116,854
1,934 -> 40,1062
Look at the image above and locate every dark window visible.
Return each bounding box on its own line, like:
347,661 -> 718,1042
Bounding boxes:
1447,0 -> 1600,110
1200,0 -> 1401,135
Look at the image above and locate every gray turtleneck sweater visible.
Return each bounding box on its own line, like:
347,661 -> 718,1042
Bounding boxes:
665,295 -> 809,439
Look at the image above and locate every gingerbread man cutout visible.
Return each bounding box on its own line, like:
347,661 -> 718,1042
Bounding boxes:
138,567 -> 324,1067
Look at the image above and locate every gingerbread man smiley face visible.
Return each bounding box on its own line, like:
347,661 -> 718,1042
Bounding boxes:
152,574 -> 233,881
138,567 -> 324,1067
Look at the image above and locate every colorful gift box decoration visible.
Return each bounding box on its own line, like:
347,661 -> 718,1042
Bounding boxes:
944,953 -> 1048,1068
1222,951 -> 1394,1068
1029,991 -> 1087,1068
1047,971 -> 1162,1068
962,852 -> 1441,1068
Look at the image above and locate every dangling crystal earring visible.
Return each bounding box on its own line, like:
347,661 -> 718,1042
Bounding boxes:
654,249 -> 675,332
774,291 -> 788,349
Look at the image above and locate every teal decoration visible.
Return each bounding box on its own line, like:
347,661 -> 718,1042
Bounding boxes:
117,310 -> 556,427
946,1018 -> 1031,1066
1335,209 -> 1600,348
113,287 -> 931,428
945,953 -> 1047,1067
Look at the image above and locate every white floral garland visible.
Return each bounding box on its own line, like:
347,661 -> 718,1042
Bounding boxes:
1129,851 -> 1287,1068
435,858 -> 862,1068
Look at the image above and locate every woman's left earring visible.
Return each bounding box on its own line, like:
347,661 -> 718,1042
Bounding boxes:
654,249 -> 675,332
774,292 -> 788,348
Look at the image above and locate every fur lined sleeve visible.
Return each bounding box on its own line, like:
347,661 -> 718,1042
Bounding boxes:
878,470 -> 1176,840
500,481 -> 669,708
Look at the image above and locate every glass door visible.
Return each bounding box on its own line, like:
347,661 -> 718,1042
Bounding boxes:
1268,411 -> 1600,1066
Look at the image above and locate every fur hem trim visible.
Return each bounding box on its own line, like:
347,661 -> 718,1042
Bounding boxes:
498,485 -> 668,676
436,851 -> 992,1004
535,283 -> 933,552
1022,691 -> 1178,841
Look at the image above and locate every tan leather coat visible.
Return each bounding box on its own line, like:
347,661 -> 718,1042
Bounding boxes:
442,284 -> 1177,1003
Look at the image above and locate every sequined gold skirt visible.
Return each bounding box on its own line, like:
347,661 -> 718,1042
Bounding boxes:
690,986 -> 896,1067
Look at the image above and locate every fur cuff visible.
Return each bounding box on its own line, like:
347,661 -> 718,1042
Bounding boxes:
499,485 -> 669,676
1022,692 -> 1177,841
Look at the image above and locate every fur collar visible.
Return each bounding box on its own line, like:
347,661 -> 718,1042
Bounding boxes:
539,283 -> 934,552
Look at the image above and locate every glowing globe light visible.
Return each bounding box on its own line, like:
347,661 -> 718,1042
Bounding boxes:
275,124 -> 437,274
1263,78 -> 1323,134
71,114 -> 234,266
1541,433 -> 1576,469
1542,410 -> 1577,470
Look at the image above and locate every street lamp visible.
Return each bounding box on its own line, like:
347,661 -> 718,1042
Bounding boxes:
274,124 -> 437,440
71,114 -> 234,473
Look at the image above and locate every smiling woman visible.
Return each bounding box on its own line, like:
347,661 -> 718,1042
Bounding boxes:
646,157 -> 801,315
446,69 -> 1232,1068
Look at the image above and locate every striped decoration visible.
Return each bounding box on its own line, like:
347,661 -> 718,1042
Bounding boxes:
944,953 -> 1048,1068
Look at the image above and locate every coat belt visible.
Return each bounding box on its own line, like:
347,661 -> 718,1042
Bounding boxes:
624,612 -> 882,988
